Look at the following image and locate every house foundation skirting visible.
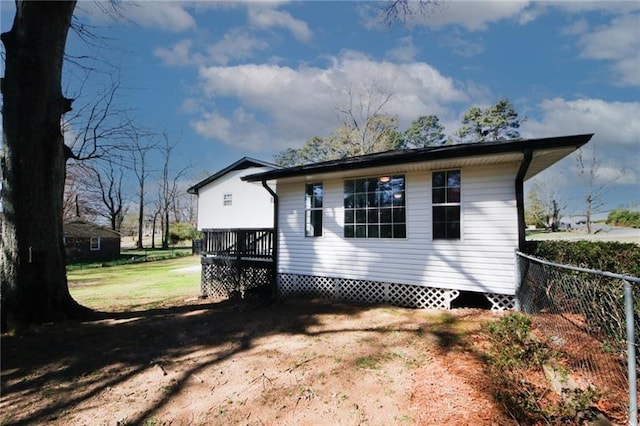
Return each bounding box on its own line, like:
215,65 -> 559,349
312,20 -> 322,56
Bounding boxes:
278,273 -> 514,311
201,257 -> 273,299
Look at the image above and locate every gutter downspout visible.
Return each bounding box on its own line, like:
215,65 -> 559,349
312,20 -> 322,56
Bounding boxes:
261,180 -> 278,301
516,149 -> 533,251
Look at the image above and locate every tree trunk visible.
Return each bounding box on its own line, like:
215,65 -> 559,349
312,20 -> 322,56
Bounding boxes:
136,188 -> 144,249
1,1 -> 92,330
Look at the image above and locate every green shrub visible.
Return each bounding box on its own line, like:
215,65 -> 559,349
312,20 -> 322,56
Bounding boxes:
169,223 -> 197,245
486,313 -> 550,369
523,240 -> 640,277
606,209 -> 640,228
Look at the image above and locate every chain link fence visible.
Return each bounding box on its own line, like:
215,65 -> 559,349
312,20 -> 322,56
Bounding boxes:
516,251 -> 639,425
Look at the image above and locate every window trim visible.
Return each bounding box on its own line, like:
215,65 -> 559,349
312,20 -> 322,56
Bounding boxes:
223,193 -> 232,206
343,175 -> 406,239
432,169 -> 461,241
305,182 -> 323,237
90,236 -> 101,251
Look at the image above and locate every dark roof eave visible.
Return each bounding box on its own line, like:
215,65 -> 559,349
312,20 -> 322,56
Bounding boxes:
187,157 -> 280,194
243,134 -> 593,182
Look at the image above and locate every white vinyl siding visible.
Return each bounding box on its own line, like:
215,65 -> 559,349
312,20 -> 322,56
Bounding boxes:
276,163 -> 520,295
196,167 -> 274,229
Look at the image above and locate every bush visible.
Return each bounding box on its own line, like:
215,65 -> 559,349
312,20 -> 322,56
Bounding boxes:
606,209 -> 640,228
523,240 -> 640,277
169,223 -> 197,245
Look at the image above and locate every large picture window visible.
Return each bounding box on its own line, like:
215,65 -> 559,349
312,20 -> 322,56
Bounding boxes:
344,175 -> 406,238
432,170 -> 461,239
305,182 -> 323,237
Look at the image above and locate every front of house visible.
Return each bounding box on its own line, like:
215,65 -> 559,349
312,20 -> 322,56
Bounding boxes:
243,134 -> 593,310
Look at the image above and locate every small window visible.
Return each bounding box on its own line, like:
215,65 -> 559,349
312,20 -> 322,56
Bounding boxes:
223,193 -> 232,206
344,175 -> 406,239
305,182 -> 323,237
432,170 -> 461,240
90,236 -> 101,251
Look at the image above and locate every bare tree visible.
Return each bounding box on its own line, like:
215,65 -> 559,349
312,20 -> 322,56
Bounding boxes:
85,160 -> 128,232
576,142 -> 624,234
157,132 -> 189,249
383,0 -> 442,25
127,128 -> 157,249
63,71 -> 132,162
336,82 -> 398,155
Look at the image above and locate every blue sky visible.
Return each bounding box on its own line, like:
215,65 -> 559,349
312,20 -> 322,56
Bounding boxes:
1,1 -> 639,217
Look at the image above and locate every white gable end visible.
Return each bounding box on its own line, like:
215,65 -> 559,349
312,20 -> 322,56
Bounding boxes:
196,166 -> 274,230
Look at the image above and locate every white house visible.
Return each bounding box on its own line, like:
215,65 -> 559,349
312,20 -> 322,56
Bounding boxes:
187,157 -> 279,230
243,134 -> 593,311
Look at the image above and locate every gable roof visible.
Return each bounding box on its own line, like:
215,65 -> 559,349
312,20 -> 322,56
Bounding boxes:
64,221 -> 121,239
187,157 -> 279,194
243,134 -> 593,182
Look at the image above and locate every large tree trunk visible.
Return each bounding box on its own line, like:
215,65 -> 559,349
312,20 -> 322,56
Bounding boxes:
1,0 -> 92,330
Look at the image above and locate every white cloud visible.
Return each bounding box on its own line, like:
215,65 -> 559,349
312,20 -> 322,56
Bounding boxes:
575,13 -> 640,87
154,39 -> 196,67
206,29 -> 270,65
191,52 -> 469,150
439,29 -> 484,57
154,30 -> 269,67
247,4 -> 312,42
524,97 -> 640,186
386,36 -> 418,63
76,1 -> 196,32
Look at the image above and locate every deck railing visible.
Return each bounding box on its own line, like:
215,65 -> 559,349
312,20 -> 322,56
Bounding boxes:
200,228 -> 275,300
201,228 -> 274,260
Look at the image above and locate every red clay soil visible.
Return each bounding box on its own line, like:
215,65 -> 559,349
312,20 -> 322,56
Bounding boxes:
0,298 -> 526,425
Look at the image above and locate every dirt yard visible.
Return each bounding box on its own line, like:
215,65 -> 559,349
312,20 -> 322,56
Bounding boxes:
1,298 -> 513,425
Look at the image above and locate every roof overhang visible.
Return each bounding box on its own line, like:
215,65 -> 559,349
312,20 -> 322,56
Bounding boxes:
243,134 -> 593,183
187,157 -> 279,194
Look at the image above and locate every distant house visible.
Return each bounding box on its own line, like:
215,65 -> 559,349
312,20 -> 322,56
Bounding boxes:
64,221 -> 121,263
187,157 -> 279,230
242,134 -> 593,311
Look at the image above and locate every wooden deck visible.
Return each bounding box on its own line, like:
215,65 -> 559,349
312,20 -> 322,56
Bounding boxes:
200,228 -> 274,299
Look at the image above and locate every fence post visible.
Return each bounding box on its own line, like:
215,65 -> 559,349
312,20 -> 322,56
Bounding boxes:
514,250 -> 521,311
624,279 -> 638,426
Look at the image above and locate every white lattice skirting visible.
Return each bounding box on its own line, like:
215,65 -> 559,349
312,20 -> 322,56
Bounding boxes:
278,274 -> 515,311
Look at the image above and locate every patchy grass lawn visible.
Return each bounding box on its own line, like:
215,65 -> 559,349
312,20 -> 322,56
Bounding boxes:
67,255 -> 201,312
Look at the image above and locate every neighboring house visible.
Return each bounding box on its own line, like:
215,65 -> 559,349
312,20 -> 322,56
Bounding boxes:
187,157 -> 279,230
243,134 -> 593,310
64,221 -> 121,263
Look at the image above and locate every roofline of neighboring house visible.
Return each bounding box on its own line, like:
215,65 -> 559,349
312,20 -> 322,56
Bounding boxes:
187,157 -> 280,194
63,220 -> 122,238
242,134 -> 593,182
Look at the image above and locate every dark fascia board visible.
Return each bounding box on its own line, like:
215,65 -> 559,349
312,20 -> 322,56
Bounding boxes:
187,157 -> 280,194
64,221 -> 122,238
243,134 -> 593,182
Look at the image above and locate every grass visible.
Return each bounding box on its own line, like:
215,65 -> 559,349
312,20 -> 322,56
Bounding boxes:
68,255 -> 201,312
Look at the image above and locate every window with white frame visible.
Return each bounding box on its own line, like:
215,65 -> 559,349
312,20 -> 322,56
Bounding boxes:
90,236 -> 101,251
305,182 -> 323,237
344,175 -> 406,238
432,170 -> 461,239
223,193 -> 232,206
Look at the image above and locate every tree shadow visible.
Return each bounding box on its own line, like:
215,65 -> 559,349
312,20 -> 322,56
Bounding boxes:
1,298 -> 390,425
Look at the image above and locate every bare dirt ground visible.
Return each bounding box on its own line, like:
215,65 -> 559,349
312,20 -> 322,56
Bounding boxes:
1,298 -> 514,425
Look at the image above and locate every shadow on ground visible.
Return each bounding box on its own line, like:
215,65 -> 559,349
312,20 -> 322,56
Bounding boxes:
1,298 -> 503,425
